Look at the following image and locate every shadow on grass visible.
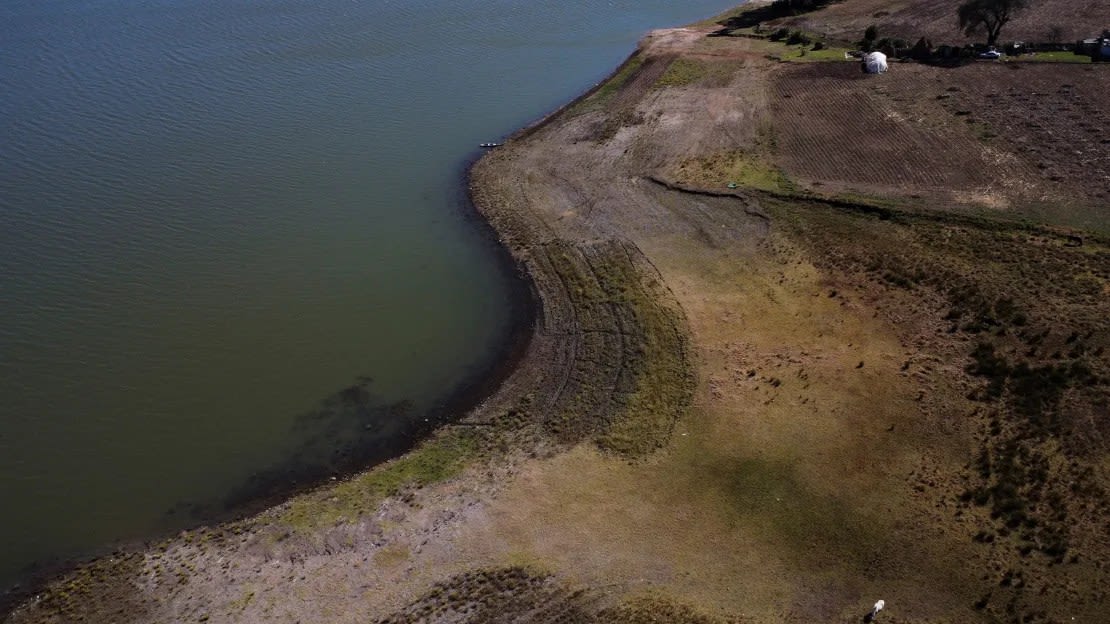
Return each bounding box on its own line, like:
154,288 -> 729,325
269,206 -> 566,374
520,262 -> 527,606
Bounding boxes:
686,453 -> 886,572
709,0 -> 838,36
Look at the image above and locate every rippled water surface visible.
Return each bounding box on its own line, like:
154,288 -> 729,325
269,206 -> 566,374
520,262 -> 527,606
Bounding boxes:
0,0 -> 740,588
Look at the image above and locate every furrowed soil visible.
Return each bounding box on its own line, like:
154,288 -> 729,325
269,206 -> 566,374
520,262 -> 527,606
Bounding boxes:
768,62 -> 1110,228
7,3 -> 1108,624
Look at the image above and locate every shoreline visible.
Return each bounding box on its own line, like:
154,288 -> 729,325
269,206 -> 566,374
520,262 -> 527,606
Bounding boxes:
8,2 -> 1109,621
1,22 -> 661,622
0,11 -> 744,617
0,137 -> 543,624
4,43 -> 698,616
0,10 -> 908,619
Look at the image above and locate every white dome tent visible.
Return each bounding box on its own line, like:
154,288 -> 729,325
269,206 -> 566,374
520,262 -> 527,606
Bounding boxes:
863,51 -> 888,74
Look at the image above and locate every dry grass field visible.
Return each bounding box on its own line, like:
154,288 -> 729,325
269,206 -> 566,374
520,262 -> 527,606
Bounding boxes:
771,199 -> 1110,624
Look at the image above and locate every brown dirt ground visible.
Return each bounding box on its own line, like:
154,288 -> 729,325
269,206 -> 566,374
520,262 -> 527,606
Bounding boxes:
767,61 -> 1110,229
773,0 -> 1110,47
7,6 -> 1108,624
771,62 -> 1005,204
931,63 -> 1110,219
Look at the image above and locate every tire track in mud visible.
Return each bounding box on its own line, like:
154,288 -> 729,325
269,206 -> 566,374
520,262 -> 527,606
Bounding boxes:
521,238 -> 692,453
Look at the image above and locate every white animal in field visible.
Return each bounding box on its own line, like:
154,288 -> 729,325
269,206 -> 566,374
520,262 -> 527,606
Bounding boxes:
869,600 -> 885,619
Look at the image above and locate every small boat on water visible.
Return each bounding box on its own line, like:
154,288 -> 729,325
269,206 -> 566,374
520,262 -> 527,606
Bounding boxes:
479,142 -> 502,148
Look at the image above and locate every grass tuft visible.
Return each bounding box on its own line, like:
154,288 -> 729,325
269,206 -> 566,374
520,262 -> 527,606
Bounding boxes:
571,56 -> 645,115
672,150 -> 797,194
279,431 -> 479,531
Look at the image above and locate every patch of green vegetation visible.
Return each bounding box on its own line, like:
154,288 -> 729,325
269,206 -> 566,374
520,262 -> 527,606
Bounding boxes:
673,150 -> 798,194
280,430 -> 479,531
1015,51 -> 1092,64
597,278 -> 693,457
654,57 -> 745,89
767,27 -> 814,46
572,55 -> 645,114
653,57 -> 709,88
783,45 -> 852,62
754,27 -> 851,63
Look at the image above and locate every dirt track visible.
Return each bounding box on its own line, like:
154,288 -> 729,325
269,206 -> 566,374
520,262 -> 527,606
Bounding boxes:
8,8 -> 1109,624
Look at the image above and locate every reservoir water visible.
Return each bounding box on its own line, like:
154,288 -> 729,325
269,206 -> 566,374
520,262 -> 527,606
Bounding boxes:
0,0 -> 740,591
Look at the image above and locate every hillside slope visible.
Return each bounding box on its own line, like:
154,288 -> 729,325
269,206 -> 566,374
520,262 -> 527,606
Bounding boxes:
774,0 -> 1109,45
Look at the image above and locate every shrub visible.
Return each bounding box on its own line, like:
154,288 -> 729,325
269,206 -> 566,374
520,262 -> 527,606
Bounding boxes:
786,30 -> 812,45
858,24 -> 879,51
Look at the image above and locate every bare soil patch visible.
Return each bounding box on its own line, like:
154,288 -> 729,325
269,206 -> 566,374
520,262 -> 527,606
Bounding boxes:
931,63 -> 1110,224
768,61 -> 1110,229
771,62 -> 1001,202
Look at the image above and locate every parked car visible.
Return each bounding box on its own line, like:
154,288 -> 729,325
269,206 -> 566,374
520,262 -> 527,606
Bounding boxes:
978,50 -> 1002,59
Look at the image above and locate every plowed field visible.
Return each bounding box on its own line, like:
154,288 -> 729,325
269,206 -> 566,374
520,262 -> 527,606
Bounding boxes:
771,63 -> 1003,203
771,61 -> 1110,226
935,63 -> 1110,208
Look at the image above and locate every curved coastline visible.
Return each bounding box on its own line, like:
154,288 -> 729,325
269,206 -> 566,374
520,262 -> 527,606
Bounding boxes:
0,29 -> 662,624
0,155 -> 540,620
4,40 -> 696,624
10,1 -> 1110,621
6,12 -> 692,620
7,3 -> 769,621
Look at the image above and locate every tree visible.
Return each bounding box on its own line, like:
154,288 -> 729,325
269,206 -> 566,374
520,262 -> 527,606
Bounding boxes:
1046,25 -> 1065,44
957,0 -> 1029,48
858,24 -> 879,51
